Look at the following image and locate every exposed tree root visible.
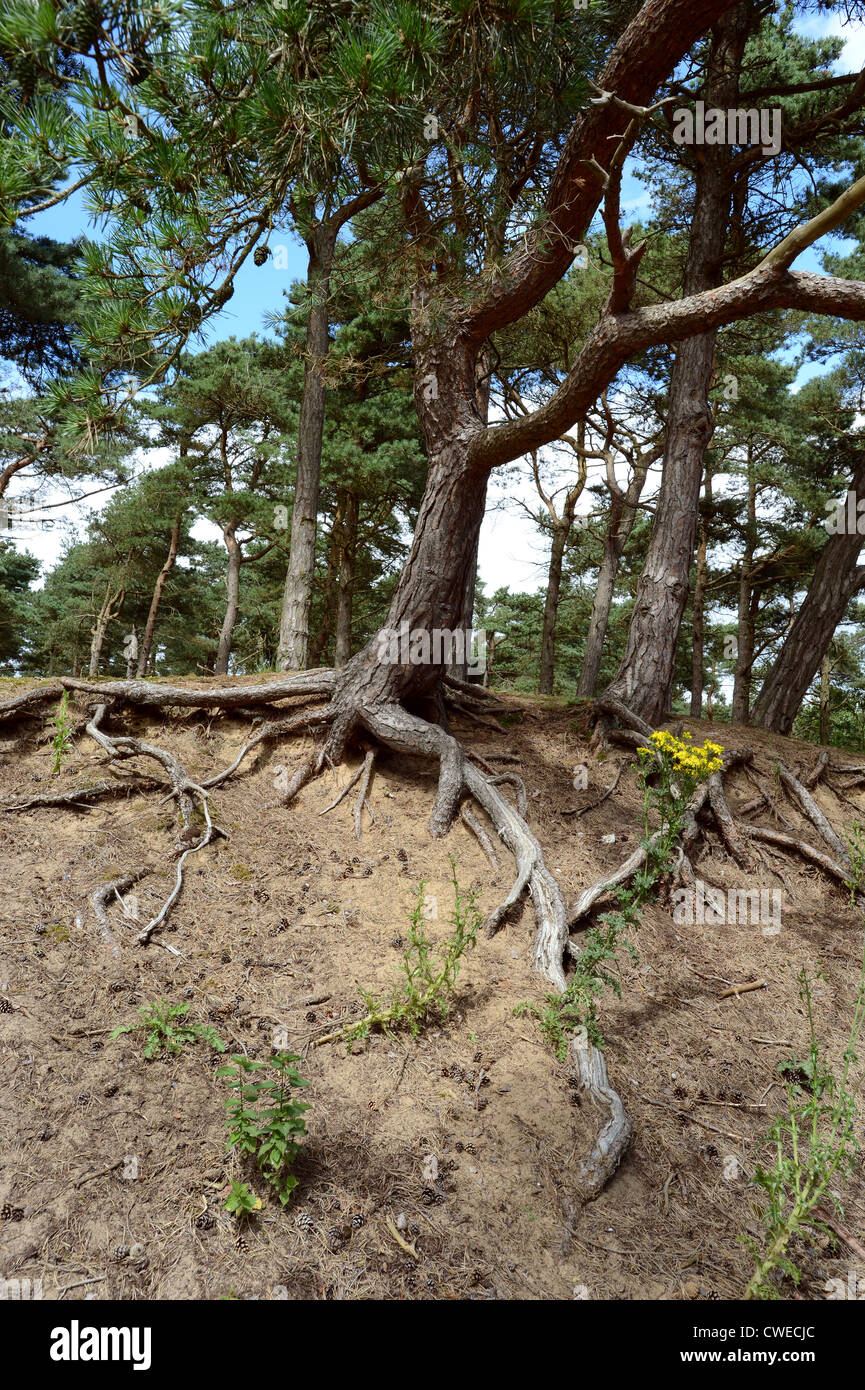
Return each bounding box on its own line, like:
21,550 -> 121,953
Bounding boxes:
459,803 -> 500,871
568,1028 -> 633,1203
777,761 -> 851,869
353,749 -> 376,839
203,705 -> 334,790
2,775 -> 165,812
738,824 -> 857,897
89,869 -> 149,957
59,670 -> 337,709
0,683 -> 64,721
563,759 -> 628,817
77,702 -> 228,944
707,768 -> 755,870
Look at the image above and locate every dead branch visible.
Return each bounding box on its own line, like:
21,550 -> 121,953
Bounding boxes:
2,776 -> 164,811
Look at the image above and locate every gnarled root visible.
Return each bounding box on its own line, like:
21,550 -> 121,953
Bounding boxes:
568,1028 -> 633,1203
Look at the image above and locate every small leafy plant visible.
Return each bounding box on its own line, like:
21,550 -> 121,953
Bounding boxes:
50,691 -> 75,774
223,1180 -> 262,1219
219,1051 -> 310,1207
111,998 -> 226,1059
743,957 -> 865,1299
316,862 -> 481,1048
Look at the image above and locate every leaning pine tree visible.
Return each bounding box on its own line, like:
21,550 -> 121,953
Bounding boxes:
8,0 -> 865,1197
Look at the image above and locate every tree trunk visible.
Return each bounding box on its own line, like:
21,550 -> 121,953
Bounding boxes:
215,525 -> 241,677
731,465 -> 756,722
328,343 -> 487,734
308,492 -> 345,668
539,520 -> 569,695
690,470 -> 712,716
136,510 -> 182,677
577,458 -> 651,700
334,487 -> 358,669
819,650 -> 832,745
89,584 -> 125,677
277,222 -> 337,670
751,465 -> 865,734
599,14 -> 746,724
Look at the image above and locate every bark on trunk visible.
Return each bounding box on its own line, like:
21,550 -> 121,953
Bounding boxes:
334,487 -> 359,669
215,525 -> 241,677
752,464 -> 865,733
819,650 -> 832,745
328,340 -> 487,735
599,13 -> 747,724
539,521 -> 568,696
277,223 -> 337,671
690,471 -> 712,716
89,584 -> 125,678
308,491 -> 345,668
577,457 -> 651,700
136,511 -> 182,678
731,465 -> 757,723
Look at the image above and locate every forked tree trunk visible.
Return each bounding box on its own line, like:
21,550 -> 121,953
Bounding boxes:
577,458 -> 651,700
277,223 -> 337,671
539,520 -> 569,696
136,511 -> 183,678
215,526 -> 241,677
89,583 -> 125,677
334,487 -> 358,669
599,14 -> 746,724
751,465 -> 865,734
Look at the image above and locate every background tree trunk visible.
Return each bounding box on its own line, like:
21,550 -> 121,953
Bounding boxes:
599,13 -> 747,723
136,511 -> 182,677
277,222 -> 337,670
578,457 -> 651,700
752,467 -> 865,734
215,525 -> 241,676
731,464 -> 757,722
539,519 -> 569,696
690,470 -> 712,716
334,487 -> 358,668
89,584 -> 125,677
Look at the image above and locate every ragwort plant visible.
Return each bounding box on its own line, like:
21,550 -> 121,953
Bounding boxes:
518,732 -> 724,1053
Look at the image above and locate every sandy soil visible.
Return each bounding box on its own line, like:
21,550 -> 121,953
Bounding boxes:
2,678 -> 864,1301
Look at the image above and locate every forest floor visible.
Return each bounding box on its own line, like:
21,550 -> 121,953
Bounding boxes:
2,675 -> 865,1301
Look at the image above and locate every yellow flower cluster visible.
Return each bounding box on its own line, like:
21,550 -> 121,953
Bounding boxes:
637,729 -> 724,778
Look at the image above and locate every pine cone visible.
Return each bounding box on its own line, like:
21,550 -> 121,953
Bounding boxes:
253,246 -> 270,267
0,998 -> 14,1013
111,1244 -> 130,1262
194,1212 -> 214,1230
